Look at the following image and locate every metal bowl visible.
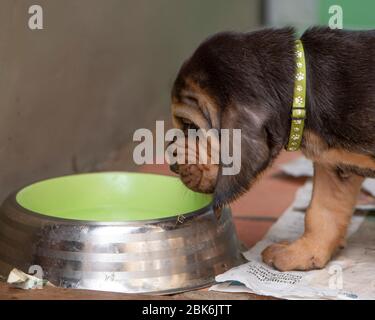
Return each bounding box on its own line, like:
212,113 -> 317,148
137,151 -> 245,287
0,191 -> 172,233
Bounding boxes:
0,172 -> 242,294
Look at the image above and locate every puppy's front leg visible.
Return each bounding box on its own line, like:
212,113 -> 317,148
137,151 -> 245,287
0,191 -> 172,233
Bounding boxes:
262,162 -> 363,271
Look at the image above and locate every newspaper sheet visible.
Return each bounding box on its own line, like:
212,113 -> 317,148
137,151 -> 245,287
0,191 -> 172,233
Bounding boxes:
210,157 -> 375,299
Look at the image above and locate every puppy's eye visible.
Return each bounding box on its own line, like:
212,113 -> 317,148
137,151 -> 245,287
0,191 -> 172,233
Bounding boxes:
182,95 -> 198,107
186,123 -> 198,131
181,119 -> 198,132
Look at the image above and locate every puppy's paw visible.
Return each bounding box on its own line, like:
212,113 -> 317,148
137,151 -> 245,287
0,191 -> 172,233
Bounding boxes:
261,238 -> 331,271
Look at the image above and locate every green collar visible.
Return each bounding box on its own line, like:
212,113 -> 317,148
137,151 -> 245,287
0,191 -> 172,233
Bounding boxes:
286,40 -> 306,151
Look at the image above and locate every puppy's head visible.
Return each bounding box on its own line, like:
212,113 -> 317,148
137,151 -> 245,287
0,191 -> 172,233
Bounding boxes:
170,28 -> 296,207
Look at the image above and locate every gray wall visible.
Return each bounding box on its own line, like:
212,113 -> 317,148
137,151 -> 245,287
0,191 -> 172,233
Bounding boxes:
264,0 -> 317,32
0,0 -> 260,201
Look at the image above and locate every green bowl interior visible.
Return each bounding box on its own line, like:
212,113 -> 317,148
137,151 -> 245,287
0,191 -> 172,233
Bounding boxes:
16,172 -> 212,221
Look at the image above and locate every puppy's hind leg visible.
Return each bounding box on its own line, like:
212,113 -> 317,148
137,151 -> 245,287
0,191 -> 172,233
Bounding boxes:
262,162 -> 363,271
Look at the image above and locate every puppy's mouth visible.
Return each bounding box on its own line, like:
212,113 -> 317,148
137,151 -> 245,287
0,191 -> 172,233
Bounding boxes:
172,163 -> 219,194
169,104 -> 220,194
168,128 -> 220,194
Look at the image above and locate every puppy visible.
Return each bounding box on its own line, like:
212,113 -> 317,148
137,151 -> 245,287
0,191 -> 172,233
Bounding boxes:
169,27 -> 375,271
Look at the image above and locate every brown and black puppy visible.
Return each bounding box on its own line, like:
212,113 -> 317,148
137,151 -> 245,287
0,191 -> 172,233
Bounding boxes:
170,27 -> 375,272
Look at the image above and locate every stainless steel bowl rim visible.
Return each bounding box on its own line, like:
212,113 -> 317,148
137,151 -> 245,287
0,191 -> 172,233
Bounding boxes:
8,189 -> 214,226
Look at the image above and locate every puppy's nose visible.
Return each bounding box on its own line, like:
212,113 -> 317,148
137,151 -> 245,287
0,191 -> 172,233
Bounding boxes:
170,163 -> 179,174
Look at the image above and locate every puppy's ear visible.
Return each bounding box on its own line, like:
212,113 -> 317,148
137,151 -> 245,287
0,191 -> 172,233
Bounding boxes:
213,102 -> 282,207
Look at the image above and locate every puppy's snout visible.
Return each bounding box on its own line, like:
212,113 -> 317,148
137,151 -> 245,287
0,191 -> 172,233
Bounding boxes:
170,163 -> 179,174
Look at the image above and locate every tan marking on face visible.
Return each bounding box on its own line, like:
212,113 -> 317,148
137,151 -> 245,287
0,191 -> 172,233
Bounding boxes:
172,103 -> 210,130
171,77 -> 220,131
179,163 -> 219,193
175,135 -> 219,193
170,78 -> 221,193
303,130 -> 375,170
185,78 -> 221,129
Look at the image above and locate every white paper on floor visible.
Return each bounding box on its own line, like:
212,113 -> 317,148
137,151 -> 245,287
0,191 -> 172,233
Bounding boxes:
7,268 -> 54,290
210,157 -> 375,300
